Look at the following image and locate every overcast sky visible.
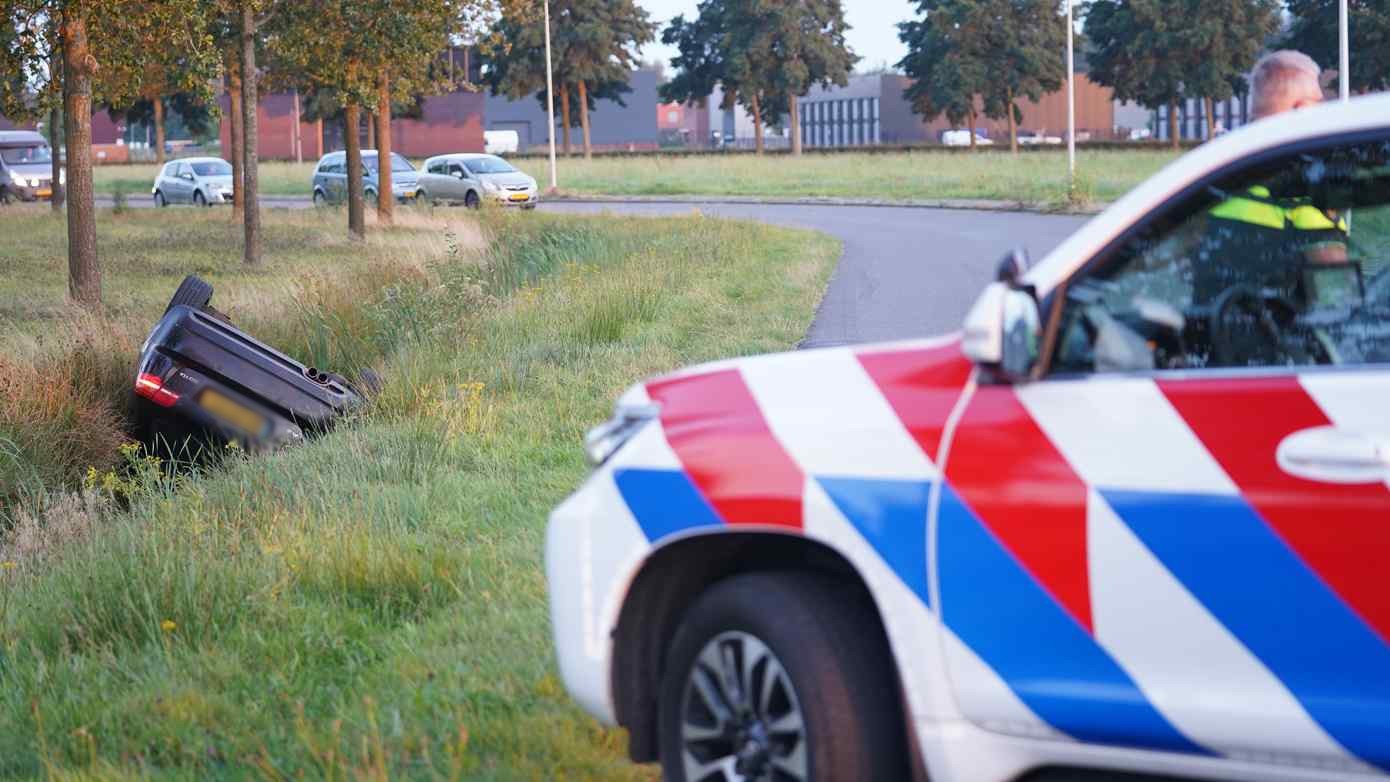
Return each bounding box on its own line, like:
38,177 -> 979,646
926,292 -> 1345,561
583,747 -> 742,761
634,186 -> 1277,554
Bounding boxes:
636,1 -> 918,73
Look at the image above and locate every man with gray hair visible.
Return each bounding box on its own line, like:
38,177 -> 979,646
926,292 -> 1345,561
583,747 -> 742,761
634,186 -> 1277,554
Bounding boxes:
1194,49 -> 1347,307
1250,50 -> 1326,120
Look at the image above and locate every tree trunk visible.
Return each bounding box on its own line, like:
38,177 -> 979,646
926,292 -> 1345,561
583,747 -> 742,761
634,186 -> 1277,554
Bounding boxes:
152,97 -> 165,167
291,88 -> 301,163
366,111 -> 375,149
1204,95 -> 1215,140
752,92 -> 764,155
789,92 -> 802,156
1007,87 -> 1018,154
968,107 -> 977,151
376,69 -> 394,224
560,85 -> 571,155
240,2 -> 261,266
1169,98 -> 1180,150
61,8 -> 99,306
227,56 -> 244,217
48,101 -> 64,210
578,79 -> 592,159
463,47 -> 470,83
344,101 -> 365,239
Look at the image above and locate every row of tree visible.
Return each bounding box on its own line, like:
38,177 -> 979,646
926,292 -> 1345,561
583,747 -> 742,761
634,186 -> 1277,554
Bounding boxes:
658,0 -> 858,155
0,0 -> 513,307
897,0 -> 1390,152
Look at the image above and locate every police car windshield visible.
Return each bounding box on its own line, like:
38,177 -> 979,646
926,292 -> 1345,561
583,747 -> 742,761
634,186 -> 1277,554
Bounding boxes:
1,145 -> 51,165
464,157 -> 516,175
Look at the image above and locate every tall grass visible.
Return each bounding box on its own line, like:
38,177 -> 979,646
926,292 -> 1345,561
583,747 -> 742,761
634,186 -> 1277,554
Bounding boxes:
0,206 -> 839,778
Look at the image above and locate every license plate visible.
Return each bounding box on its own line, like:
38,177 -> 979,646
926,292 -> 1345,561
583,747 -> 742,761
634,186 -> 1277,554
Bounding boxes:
509,193 -> 529,202
200,389 -> 265,435
36,188 -> 51,198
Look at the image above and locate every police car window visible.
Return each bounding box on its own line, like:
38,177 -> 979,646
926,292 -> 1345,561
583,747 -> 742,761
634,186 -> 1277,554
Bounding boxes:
1052,137 -> 1390,374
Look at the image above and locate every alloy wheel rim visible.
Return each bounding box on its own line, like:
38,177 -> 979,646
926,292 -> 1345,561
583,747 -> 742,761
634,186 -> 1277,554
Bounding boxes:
679,631 -> 808,782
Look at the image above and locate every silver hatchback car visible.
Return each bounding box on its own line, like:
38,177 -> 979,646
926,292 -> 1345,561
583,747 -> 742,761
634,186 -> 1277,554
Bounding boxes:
416,154 -> 538,209
152,157 -> 234,206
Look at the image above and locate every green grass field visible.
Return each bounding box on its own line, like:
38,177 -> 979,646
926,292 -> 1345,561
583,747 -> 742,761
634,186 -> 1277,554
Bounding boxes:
0,207 -> 838,779
91,148 -> 1180,207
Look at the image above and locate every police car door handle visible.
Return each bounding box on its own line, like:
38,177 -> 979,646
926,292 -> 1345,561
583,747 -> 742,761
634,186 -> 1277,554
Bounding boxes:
1277,427 -> 1390,484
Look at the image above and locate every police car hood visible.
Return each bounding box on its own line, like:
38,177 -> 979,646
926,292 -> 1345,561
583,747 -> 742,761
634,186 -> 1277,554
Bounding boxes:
615,334 -> 973,486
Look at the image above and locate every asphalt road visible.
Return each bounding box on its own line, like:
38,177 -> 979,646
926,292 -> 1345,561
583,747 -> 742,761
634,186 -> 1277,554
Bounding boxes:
96,195 -> 1089,347
540,201 -> 1088,348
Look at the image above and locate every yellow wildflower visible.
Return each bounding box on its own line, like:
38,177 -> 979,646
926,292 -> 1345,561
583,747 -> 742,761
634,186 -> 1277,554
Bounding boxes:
1,561 -> 16,571
160,619 -> 177,633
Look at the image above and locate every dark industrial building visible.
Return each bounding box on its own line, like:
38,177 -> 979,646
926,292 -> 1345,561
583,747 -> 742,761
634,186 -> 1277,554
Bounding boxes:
797,72 -> 1121,147
484,68 -> 661,153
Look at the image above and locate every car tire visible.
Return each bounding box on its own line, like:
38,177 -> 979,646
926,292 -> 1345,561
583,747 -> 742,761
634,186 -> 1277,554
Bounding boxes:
464,190 -> 480,210
658,572 -> 908,782
165,275 -> 214,314
365,188 -> 377,204
415,188 -> 429,205
313,189 -> 326,207
194,190 -> 207,207
154,190 -> 167,208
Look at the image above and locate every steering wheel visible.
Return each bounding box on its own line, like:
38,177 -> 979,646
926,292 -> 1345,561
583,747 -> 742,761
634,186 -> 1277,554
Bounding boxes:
1208,284 -> 1328,367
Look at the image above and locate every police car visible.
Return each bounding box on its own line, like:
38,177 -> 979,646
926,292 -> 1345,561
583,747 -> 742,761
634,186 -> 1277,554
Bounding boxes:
546,94 -> 1390,782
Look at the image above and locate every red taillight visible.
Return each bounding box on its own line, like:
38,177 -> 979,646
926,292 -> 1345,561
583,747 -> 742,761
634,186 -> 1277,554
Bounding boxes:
134,372 -> 180,407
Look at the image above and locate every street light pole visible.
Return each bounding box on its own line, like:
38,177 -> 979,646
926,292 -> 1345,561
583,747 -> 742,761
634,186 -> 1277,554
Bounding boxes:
1066,0 -> 1075,184
543,0 -> 558,192
1339,0 -> 1350,102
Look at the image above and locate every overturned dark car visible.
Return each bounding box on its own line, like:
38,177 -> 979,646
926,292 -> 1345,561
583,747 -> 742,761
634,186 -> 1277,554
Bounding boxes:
133,276 -> 375,455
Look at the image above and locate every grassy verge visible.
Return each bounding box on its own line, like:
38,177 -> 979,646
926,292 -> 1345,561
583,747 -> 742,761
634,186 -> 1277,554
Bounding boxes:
0,207 -> 838,779
90,149 -> 1178,206
514,149 -> 1179,206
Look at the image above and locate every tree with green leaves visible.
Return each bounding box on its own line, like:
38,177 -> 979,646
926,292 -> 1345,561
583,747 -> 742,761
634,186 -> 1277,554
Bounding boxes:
729,0 -> 856,156
1185,0 -> 1280,138
1087,0 -> 1278,149
979,0 -> 1068,154
490,0 -> 653,159
1084,0 -> 1189,149
897,0 -> 991,150
1283,0 -> 1390,95
0,0 -> 217,305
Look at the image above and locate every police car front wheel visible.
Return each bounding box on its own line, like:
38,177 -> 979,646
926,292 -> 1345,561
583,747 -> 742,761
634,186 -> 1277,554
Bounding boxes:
658,572 -> 909,782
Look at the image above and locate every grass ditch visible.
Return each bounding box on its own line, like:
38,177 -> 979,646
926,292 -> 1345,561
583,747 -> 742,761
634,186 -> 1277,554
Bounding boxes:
0,206 -> 838,778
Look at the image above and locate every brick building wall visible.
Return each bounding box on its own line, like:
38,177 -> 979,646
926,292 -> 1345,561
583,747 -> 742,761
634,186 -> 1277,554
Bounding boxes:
219,90 -> 485,162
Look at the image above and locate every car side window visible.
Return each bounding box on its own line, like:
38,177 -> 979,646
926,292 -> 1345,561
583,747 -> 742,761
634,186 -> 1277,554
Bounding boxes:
1052,135 -> 1390,374
449,162 -> 466,178
426,160 -> 443,175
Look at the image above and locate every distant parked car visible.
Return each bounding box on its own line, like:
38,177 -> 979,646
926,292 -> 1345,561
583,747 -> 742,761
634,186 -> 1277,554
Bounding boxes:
0,130 -> 60,203
310,150 -> 420,206
1018,131 -> 1064,146
941,129 -> 995,147
484,130 -> 520,155
415,153 -> 538,209
152,157 -> 234,207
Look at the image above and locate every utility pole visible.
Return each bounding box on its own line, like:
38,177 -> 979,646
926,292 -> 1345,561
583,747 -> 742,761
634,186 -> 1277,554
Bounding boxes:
1066,0 -> 1075,184
543,0 -> 558,193
1339,0 -> 1349,102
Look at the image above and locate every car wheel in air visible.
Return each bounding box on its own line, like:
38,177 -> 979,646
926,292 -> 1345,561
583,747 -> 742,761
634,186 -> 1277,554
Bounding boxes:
154,190 -> 167,207
194,190 -> 207,207
464,190 -> 480,210
165,274 -> 214,314
312,189 -> 326,207
658,572 -> 908,782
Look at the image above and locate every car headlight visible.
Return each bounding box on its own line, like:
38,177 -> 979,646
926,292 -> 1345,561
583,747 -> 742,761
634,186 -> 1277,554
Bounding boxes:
59,169 -> 65,185
584,403 -> 660,466
8,170 -> 23,184
482,180 -> 500,193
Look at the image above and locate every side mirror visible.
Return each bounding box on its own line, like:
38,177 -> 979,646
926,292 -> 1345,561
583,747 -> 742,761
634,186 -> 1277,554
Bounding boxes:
962,250 -> 1042,381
